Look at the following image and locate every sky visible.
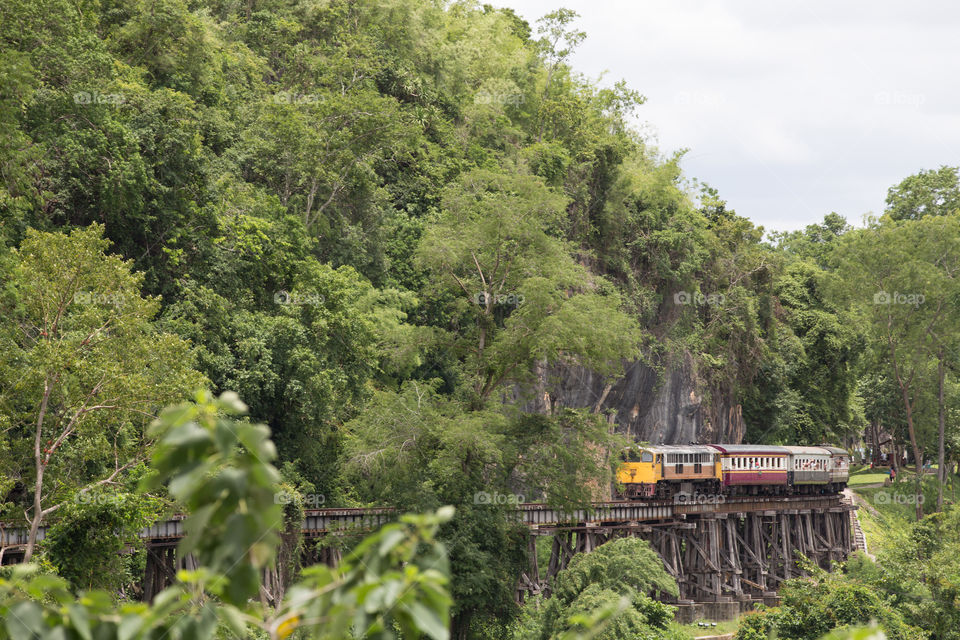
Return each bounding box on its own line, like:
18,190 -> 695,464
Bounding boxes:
492,0 -> 960,232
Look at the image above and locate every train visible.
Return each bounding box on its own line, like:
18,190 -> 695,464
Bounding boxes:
615,444 -> 850,500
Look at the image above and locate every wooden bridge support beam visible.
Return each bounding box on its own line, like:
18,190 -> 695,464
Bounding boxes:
143,545 -> 177,603
133,497 -> 858,605
142,539 -> 319,605
515,505 -> 855,604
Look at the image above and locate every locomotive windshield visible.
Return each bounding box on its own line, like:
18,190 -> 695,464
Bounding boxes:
622,448 -> 654,462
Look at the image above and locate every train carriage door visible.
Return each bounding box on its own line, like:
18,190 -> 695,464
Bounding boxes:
694,453 -> 702,474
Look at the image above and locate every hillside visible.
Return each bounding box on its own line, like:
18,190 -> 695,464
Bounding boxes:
2,1 -> 960,638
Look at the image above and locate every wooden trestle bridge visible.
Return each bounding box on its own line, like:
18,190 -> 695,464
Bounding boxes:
0,495 -> 856,605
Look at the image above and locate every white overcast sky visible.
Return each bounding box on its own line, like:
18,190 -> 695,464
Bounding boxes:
492,0 -> 960,232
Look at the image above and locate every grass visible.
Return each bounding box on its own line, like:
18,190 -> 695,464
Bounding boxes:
851,485 -> 916,554
847,471 -> 888,486
852,475 -> 960,554
670,617 -> 741,638
847,464 -> 891,487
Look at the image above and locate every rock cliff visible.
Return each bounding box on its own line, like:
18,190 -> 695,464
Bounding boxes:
520,357 -> 747,445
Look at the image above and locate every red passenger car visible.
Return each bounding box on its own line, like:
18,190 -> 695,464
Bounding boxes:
710,444 -> 790,495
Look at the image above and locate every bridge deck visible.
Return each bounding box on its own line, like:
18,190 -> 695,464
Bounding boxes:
0,495 -> 847,550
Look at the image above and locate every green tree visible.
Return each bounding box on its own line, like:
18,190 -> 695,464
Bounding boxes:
0,224 -> 204,560
512,537 -> 680,640
886,166 -> 960,221
834,215 -> 960,518
343,382 -> 524,637
733,563 -> 923,640
534,8 -> 585,142
847,505 -> 960,639
160,206 -> 417,497
882,169 -> 960,510
771,212 -> 851,268
344,382 -> 628,636
770,260 -> 863,442
41,485 -> 162,593
416,167 -> 644,409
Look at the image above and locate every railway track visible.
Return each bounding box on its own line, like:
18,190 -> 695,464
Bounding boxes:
0,494 -> 847,550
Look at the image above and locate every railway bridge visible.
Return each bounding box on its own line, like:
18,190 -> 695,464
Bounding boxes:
0,495 -> 855,605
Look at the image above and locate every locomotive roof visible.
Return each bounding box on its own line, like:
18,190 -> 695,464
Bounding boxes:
708,444 -> 790,454
638,444 -> 717,454
782,446 -> 831,456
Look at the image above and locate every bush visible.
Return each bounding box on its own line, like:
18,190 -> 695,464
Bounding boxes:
41,490 -> 162,594
513,536 -> 680,640
733,571 -> 924,640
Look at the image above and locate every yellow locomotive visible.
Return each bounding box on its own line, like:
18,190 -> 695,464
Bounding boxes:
616,444 -> 721,499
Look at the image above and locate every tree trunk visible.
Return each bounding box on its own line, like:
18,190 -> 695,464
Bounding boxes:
24,378 -> 52,563
889,335 -> 924,520
937,347 -> 946,511
24,466 -> 44,563
897,388 -> 923,520
452,612 -> 471,640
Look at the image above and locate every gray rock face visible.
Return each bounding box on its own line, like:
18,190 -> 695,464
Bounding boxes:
518,359 -> 746,445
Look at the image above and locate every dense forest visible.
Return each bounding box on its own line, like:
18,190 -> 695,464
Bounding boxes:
1,0 -> 959,638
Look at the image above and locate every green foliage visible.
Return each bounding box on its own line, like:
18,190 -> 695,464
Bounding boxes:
0,0 -> 869,525
5,0 -> 960,636
417,167 -> 645,408
752,259 -> 863,443
162,258 -> 397,498
732,565 -> 924,640
0,391 -> 455,640
144,390 -> 284,606
343,380 -> 633,635
343,382 -> 525,633
885,165 -> 960,220
550,537 -> 679,604
507,410 -> 628,509
512,537 -> 680,640
847,503 -> 960,640
0,224 -> 203,558
832,214 -> 960,514
817,627 -> 890,640
734,611 -> 775,640
41,489 -> 163,594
